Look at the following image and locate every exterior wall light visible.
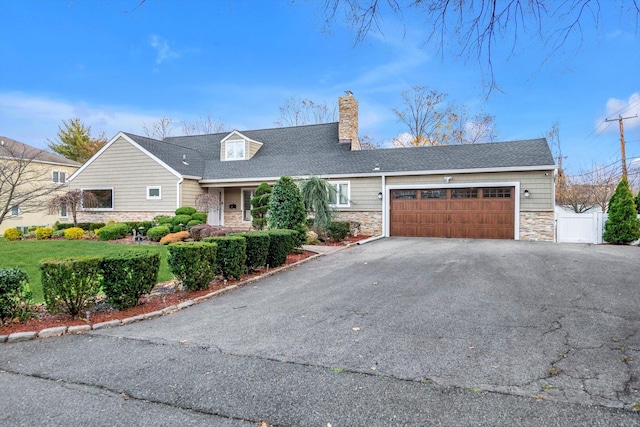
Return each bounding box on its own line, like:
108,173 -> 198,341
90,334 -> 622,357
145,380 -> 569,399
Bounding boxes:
524,189 -> 530,198
377,192 -> 383,200
444,176 -> 452,183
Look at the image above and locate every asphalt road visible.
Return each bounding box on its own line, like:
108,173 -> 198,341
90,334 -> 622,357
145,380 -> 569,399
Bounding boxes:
1,238 -> 639,426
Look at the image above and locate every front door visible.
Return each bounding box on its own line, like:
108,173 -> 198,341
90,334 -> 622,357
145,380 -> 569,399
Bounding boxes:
208,187 -> 224,226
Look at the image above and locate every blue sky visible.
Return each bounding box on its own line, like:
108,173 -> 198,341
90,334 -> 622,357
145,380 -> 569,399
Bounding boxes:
1,0 -> 638,176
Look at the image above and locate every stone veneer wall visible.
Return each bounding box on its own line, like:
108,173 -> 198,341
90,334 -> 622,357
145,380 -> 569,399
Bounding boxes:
77,211 -> 174,224
334,211 -> 383,236
223,211 -> 246,229
520,212 -> 555,241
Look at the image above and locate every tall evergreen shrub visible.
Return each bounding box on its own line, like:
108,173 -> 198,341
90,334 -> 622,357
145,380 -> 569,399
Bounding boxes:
268,176 -> 307,247
251,182 -> 272,230
603,177 -> 640,244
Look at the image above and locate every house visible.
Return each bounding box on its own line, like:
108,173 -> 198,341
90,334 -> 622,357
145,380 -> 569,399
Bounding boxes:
68,93 -> 557,241
0,137 -> 80,234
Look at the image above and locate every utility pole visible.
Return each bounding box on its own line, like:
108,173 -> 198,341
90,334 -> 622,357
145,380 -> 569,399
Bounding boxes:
605,114 -> 638,179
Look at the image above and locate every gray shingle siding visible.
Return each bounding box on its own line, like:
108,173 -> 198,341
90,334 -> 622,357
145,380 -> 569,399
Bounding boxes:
124,123 -> 555,182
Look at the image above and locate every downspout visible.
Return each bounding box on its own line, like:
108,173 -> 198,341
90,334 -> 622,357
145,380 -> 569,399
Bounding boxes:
177,177 -> 183,210
381,174 -> 386,237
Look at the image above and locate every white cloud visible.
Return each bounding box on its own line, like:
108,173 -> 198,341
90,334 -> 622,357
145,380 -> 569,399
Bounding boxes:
150,35 -> 180,65
0,92 -> 173,149
598,92 -> 640,131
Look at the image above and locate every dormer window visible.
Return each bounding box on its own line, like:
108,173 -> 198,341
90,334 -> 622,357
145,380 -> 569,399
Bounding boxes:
225,140 -> 245,160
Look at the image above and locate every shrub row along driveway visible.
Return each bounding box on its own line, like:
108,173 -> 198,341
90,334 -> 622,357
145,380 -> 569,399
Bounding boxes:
1,238 -> 639,426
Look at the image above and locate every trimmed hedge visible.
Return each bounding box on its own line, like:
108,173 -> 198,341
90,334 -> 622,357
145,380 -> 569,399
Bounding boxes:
167,242 -> 218,291
41,257 -> 102,316
204,236 -> 247,280
97,223 -> 129,241
233,231 -> 270,270
175,206 -> 197,216
187,219 -> 203,227
266,229 -> 296,267
147,225 -> 171,242
0,268 -> 33,321
326,221 -> 350,241
64,227 -> 85,240
101,252 -> 160,309
191,212 -> 207,222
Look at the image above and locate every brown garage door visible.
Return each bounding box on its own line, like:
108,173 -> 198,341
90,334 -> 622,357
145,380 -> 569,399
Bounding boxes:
389,187 -> 515,239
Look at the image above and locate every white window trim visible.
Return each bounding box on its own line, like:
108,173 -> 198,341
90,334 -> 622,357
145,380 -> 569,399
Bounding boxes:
328,181 -> 351,208
52,170 -> 66,184
82,187 -> 115,211
10,206 -> 20,217
146,186 -> 162,200
59,205 -> 68,218
241,187 -> 255,222
225,139 -> 246,161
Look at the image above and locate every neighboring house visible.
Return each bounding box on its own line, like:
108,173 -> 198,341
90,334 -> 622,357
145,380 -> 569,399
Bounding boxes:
68,93 -> 557,241
0,137 -> 80,234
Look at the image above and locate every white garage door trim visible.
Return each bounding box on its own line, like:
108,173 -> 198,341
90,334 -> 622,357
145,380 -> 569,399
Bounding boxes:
384,181 -> 521,240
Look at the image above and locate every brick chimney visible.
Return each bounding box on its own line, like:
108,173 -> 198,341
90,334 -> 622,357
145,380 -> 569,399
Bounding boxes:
338,91 -> 360,151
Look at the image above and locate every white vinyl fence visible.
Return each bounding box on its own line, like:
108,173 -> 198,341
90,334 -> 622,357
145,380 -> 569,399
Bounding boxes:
555,211 -> 640,244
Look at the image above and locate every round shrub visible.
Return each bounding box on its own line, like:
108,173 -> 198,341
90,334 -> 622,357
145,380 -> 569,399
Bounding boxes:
64,227 -> 85,240
187,219 -> 203,227
89,223 -> 106,231
3,228 -> 23,241
326,221 -> 350,241
96,223 -> 129,241
155,215 -> 173,225
35,227 -> 54,240
147,225 -> 171,242
175,206 -> 197,216
0,268 -> 33,321
41,256 -> 102,316
191,212 -> 207,222
172,214 -> 192,226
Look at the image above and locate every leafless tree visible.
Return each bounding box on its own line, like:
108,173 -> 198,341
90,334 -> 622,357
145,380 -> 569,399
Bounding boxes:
0,139 -> 63,227
182,115 -> 228,135
194,193 -> 220,213
275,97 -> 337,127
450,107 -> 498,144
319,0 -> 640,93
47,190 -> 98,227
359,134 -> 380,150
141,117 -> 174,140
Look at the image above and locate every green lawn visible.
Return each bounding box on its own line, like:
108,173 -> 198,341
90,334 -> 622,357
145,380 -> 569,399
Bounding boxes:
0,239 -> 172,303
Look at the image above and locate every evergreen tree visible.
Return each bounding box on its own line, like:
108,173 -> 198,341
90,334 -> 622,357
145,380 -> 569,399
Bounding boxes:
636,191 -> 640,215
300,176 -> 336,234
250,182 -> 272,230
47,118 -> 107,162
603,178 -> 640,245
268,176 -> 307,247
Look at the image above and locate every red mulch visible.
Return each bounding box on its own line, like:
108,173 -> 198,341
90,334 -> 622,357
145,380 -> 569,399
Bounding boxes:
1,235 -> 371,336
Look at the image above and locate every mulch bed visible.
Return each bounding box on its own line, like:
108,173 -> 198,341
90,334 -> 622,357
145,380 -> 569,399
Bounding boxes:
1,235 -> 372,336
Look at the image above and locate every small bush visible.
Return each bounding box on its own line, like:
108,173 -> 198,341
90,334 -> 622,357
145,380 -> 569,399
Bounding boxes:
204,236 -> 247,280
0,268 -> 34,321
101,252 -> 160,309
154,215 -> 173,225
53,229 -> 65,238
167,242 -> 217,291
3,228 -> 23,241
187,219 -> 203,227
175,206 -> 197,216
35,227 -> 54,240
172,214 -> 192,226
95,223 -> 128,241
147,225 -> 171,242
326,221 -> 350,241
41,257 -> 102,316
191,212 -> 207,222
189,224 -> 227,241
54,222 -> 75,231
233,231 -> 270,270
89,222 -> 106,231
266,229 -> 296,267
160,231 -> 190,245
64,227 -> 86,240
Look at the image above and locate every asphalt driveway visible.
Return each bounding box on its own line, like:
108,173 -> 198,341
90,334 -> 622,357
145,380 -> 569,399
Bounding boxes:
1,238 -> 639,426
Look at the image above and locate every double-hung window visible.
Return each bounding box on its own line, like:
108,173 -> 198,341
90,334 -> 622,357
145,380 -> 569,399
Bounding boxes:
225,140 -> 245,160
328,182 -> 350,208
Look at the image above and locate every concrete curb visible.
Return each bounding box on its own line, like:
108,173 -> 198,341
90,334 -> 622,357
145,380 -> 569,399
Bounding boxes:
1,242 -> 360,345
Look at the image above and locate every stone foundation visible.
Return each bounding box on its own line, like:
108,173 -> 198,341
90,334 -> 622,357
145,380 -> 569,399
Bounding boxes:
334,211 -> 383,236
76,211 -> 174,224
520,211 -> 554,241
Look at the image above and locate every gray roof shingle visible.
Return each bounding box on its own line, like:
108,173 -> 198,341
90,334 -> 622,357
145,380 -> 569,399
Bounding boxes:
124,123 -> 555,181
0,136 -> 81,167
